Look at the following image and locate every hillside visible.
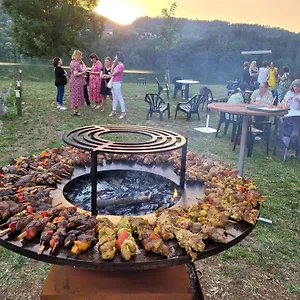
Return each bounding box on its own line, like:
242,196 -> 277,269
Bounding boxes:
101,17 -> 300,83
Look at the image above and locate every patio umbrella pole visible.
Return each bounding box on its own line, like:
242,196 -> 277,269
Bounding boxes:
194,115 -> 217,133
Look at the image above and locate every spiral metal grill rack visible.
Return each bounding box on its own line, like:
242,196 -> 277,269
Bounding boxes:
62,125 -> 188,215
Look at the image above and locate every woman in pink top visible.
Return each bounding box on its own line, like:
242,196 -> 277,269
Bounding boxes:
88,53 -> 103,109
104,52 -> 126,119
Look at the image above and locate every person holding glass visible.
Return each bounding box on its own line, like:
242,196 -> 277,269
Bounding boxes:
104,52 -> 126,119
100,57 -> 113,112
283,79 -> 300,110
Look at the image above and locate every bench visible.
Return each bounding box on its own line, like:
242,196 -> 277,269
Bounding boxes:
137,77 -> 146,85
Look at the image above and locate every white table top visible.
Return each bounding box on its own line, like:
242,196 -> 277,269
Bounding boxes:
176,80 -> 199,84
284,110 -> 300,117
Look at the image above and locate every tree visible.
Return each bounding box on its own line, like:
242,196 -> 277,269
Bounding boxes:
157,2 -> 179,84
2,0 -> 104,57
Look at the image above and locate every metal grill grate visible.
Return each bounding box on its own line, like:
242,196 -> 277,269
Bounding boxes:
62,124 -> 187,153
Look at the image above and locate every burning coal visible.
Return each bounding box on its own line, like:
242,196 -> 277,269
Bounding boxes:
63,170 -> 182,216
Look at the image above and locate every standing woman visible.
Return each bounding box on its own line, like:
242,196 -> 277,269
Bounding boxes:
106,52 -> 126,119
267,62 -> 278,91
53,57 -> 68,110
278,67 -> 291,102
69,50 -> 85,116
257,61 -> 269,85
242,61 -> 250,85
249,61 -> 258,87
100,56 -> 113,112
88,53 -> 103,109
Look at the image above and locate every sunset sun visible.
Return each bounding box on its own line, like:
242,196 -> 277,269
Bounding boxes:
95,0 -> 143,25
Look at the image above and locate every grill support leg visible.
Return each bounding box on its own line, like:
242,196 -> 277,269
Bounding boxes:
185,262 -> 205,300
180,139 -> 188,188
91,151 -> 97,215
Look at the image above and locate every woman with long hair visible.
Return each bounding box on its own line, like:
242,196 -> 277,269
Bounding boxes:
104,51 -> 126,119
249,61 -> 258,86
69,50 -> 85,116
53,57 -> 68,110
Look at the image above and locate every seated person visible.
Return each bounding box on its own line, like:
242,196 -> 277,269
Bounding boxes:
250,82 -> 274,106
227,82 -> 248,104
283,79 -> 300,110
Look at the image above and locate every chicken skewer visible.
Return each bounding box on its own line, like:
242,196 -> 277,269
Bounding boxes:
131,217 -> 170,257
97,218 -> 117,260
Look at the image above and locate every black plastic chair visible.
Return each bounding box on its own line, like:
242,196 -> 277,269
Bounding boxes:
199,86 -> 214,113
273,116 -> 300,161
233,117 -> 272,156
216,112 -> 241,142
145,93 -> 170,121
174,94 -> 205,121
172,77 -> 185,99
155,78 -> 169,100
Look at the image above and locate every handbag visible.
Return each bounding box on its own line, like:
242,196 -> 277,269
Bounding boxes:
107,78 -> 113,89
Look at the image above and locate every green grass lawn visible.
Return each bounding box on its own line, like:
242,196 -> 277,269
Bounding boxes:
0,80 -> 299,299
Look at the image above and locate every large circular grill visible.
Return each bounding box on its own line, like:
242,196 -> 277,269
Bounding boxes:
63,125 -> 188,215
62,125 -> 187,153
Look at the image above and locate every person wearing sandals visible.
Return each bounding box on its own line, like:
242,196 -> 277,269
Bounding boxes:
104,52 -> 126,119
53,57 -> 68,110
69,50 -> 85,116
100,57 -> 113,112
88,53 -> 103,109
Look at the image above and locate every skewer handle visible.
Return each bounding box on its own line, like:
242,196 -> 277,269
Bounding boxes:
258,217 -> 273,224
17,231 -> 28,240
0,228 -> 12,237
38,242 -> 45,255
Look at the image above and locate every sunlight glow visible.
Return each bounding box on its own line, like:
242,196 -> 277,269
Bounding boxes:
95,0 -> 143,25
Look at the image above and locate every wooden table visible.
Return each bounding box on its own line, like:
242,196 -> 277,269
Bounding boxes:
176,80 -> 200,100
208,103 -> 289,177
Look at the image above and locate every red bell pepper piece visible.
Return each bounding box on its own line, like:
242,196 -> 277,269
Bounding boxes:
116,229 -> 129,250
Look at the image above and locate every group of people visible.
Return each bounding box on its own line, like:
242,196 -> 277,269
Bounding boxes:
242,60 -> 291,102
228,78 -> 300,111
53,50 -> 126,119
228,60 -> 299,111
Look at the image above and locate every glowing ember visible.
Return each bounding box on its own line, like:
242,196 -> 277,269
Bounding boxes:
171,188 -> 178,200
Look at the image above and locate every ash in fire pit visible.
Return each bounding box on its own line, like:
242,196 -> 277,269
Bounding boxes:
63,170 -> 182,216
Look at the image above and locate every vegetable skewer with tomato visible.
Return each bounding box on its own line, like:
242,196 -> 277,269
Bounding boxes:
116,217 -> 137,261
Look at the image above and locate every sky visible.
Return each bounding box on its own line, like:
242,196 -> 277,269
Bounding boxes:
95,0 -> 300,33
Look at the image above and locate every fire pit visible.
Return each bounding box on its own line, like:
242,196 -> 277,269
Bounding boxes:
62,125 -> 187,215
63,169 -> 182,215
0,125 -> 261,300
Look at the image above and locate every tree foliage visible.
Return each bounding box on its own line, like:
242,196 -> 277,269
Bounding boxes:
158,2 -> 179,51
157,2 -> 179,83
2,0 -> 104,57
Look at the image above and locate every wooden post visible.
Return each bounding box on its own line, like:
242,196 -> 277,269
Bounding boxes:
15,89 -> 22,117
16,80 -> 22,95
